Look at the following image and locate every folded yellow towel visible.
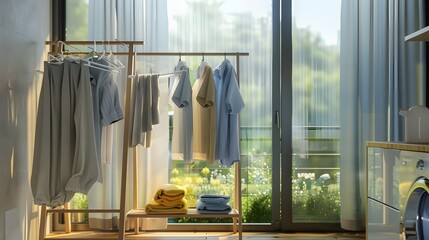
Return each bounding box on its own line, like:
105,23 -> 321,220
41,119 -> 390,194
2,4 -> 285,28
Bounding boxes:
154,184 -> 186,203
155,198 -> 184,207
145,199 -> 188,214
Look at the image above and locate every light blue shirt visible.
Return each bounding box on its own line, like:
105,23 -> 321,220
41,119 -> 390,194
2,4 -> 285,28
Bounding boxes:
214,59 -> 245,166
89,58 -> 124,183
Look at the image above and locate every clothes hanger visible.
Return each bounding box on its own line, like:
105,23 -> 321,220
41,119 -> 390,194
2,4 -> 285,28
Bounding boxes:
107,51 -> 125,69
57,40 -> 90,62
79,41 -> 122,73
59,41 -> 82,53
128,70 -> 183,79
105,41 -> 125,69
83,59 -> 120,74
99,42 -> 125,69
159,70 -> 184,78
48,41 -> 83,64
58,41 -> 65,61
82,57 -> 120,73
47,54 -> 63,64
98,41 -> 107,59
47,41 -> 65,64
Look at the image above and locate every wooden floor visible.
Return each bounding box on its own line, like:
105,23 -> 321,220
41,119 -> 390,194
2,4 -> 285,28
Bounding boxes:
45,231 -> 365,239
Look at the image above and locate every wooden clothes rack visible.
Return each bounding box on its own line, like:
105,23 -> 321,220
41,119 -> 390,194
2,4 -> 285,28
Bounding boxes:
126,51 -> 248,240
40,40 -> 248,240
41,40 -> 143,240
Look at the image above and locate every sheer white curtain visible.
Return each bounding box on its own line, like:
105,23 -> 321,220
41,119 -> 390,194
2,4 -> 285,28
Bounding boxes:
87,0 -> 170,230
339,0 -> 425,230
86,0 -> 273,227
166,0 -> 273,218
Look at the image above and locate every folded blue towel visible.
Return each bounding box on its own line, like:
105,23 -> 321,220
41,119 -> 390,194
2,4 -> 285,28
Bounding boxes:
196,209 -> 232,214
196,199 -> 232,213
199,194 -> 230,204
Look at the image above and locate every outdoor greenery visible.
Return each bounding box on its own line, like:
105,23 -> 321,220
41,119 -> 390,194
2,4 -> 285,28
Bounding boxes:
292,183 -> 341,221
69,193 -> 89,223
65,0 -> 88,40
244,194 -> 271,223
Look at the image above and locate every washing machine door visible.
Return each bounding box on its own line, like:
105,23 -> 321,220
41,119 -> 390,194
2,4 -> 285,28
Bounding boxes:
402,177 -> 429,239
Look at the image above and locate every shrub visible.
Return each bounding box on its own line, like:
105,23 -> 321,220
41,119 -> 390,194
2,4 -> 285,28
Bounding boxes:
244,194 -> 271,223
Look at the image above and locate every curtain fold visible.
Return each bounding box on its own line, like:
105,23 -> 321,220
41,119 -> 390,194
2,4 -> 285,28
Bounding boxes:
339,0 -> 425,231
339,0 -> 362,230
87,0 -> 169,231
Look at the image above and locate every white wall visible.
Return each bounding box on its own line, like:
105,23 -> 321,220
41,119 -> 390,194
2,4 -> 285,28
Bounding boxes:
0,0 -> 50,239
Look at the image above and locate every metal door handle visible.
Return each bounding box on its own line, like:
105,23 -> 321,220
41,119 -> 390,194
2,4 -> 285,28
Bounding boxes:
275,111 -> 280,129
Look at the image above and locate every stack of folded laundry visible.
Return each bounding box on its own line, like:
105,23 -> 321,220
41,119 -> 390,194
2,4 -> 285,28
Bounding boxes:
196,194 -> 232,214
145,184 -> 188,214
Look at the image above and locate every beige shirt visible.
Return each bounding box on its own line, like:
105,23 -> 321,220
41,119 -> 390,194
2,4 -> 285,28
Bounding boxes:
192,63 -> 216,163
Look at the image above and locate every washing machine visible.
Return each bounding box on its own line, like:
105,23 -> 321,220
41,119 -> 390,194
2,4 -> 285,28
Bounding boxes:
398,150 -> 429,239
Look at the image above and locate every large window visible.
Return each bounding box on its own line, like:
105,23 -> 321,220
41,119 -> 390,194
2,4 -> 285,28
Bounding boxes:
291,0 -> 341,223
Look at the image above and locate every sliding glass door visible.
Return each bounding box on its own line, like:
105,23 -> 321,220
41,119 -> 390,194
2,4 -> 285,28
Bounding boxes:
279,0 -> 343,231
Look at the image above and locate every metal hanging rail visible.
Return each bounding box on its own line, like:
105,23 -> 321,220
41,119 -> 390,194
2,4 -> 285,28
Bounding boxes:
45,40 -> 144,45
135,52 -> 249,56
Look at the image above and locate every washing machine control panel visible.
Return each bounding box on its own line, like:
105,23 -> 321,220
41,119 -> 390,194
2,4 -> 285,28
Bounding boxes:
416,159 -> 425,170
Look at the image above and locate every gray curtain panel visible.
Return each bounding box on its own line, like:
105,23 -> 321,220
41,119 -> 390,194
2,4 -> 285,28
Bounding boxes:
339,0 -> 425,231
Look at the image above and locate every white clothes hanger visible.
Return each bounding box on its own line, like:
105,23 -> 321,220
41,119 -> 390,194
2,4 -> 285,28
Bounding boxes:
82,59 -> 120,74
128,70 -> 183,79
108,51 -> 125,69
99,41 -> 125,69
81,41 -> 121,73
100,55 -> 124,70
159,70 -> 183,78
47,54 -> 63,64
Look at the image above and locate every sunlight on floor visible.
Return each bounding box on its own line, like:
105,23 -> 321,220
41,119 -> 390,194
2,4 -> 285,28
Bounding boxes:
46,231 -> 365,239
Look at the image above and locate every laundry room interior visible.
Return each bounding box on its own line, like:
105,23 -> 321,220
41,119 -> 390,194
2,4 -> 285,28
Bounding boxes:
0,0 -> 428,239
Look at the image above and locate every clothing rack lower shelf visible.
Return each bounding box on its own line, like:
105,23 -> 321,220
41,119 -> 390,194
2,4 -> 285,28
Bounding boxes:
127,208 -> 240,218
127,208 -> 242,237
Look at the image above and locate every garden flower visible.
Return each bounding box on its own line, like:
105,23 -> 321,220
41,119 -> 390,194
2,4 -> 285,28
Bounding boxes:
211,179 -> 221,186
171,168 -> 179,175
196,177 -> 204,184
201,167 -> 210,176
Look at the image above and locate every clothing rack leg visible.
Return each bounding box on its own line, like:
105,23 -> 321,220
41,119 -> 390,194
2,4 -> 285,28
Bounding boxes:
133,147 -> 140,234
64,203 -> 71,233
233,217 -> 237,233
38,205 -> 47,240
235,54 -> 243,240
235,162 -> 243,240
118,43 -> 135,240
